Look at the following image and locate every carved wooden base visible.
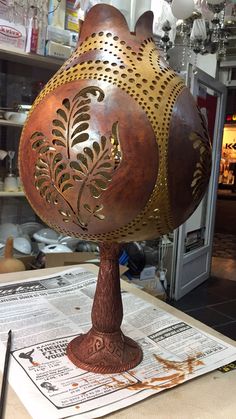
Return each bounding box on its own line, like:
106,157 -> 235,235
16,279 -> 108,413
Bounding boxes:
66,242 -> 143,373
67,327 -> 143,374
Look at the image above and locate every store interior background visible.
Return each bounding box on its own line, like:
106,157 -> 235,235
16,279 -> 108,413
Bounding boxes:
0,0 -> 236,339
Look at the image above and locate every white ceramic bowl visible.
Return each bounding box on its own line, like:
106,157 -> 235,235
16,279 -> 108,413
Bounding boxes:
42,244 -> 72,253
4,112 -> 27,124
21,222 -> 44,237
13,237 -> 32,255
4,111 -> 18,120
0,223 -> 22,243
33,228 -> 59,244
58,235 -> 80,250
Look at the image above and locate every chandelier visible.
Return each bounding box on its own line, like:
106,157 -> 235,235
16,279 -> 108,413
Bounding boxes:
158,0 -> 233,65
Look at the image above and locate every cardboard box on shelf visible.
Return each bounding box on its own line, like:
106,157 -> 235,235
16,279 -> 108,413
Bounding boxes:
45,252 -> 129,277
45,252 -> 99,268
17,255 -> 36,271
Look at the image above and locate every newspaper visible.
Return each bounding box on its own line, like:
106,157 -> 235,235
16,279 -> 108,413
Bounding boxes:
0,266 -> 236,419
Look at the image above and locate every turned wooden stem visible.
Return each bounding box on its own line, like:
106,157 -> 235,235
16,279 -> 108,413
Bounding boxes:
66,241 -> 143,373
91,242 -> 122,333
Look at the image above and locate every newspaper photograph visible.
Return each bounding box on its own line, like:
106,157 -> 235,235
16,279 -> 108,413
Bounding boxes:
0,266 -> 236,419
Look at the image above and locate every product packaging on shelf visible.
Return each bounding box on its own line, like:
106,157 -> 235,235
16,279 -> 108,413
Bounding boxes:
48,0 -> 66,29
47,25 -> 70,45
45,40 -> 73,60
36,24 -> 47,56
65,0 -> 81,32
0,18 -> 26,51
25,7 -> 39,54
46,25 -> 78,50
69,31 -> 78,48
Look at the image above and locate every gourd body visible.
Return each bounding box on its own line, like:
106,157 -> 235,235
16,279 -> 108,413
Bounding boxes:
19,5 -> 211,243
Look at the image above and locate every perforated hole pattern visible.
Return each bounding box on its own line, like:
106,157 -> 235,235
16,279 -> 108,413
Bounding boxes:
24,33 -> 185,242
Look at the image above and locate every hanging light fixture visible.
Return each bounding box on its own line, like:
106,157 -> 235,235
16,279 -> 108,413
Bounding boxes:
160,0 -> 230,62
171,0 -> 195,20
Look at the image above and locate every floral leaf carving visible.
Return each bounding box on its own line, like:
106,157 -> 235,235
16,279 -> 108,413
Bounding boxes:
30,131 -> 53,154
34,154 -> 55,203
73,138 -> 115,201
83,204 -> 105,220
70,87 -> 104,148
52,153 -> 74,194
34,152 -> 74,201
68,135 -> 118,225
73,86 -> 105,104
51,87 -> 106,159
57,108 -> 67,122
52,99 -> 69,148
110,121 -> 122,166
32,143 -> 76,224
29,87 -> 122,231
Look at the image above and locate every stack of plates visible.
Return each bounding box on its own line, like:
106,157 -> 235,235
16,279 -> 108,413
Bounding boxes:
33,228 -> 59,244
20,222 -> 44,237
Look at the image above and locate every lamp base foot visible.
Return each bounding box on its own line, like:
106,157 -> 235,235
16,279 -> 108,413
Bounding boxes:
67,327 -> 143,374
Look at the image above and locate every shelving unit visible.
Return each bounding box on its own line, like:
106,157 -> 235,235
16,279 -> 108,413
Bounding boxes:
0,119 -> 24,128
0,46 -> 64,70
0,191 -> 25,197
0,49 -> 64,228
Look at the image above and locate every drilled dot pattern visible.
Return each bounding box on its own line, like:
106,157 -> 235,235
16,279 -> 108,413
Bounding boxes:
26,32 -> 186,242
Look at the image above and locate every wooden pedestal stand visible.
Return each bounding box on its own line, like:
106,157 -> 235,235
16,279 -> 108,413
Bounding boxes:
67,242 -> 143,373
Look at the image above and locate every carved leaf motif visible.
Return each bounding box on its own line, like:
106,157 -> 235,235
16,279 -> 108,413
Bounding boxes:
57,108 -> 68,122
51,87 -> 105,152
34,148 -> 74,211
34,156 -> 54,202
70,103 -> 90,147
30,132 -> 52,153
73,86 -> 105,104
70,87 -> 105,147
83,204 -> 105,220
52,99 -> 68,147
72,138 -> 115,200
29,86 -> 122,231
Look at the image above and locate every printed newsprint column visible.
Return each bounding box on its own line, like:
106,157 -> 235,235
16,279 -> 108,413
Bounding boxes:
0,266 -> 236,419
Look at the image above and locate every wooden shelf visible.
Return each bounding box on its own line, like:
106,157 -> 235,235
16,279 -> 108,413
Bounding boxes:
0,191 -> 25,197
0,46 -> 64,70
0,119 -> 24,128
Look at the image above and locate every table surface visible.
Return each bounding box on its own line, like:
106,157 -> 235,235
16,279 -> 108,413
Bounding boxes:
1,265 -> 236,419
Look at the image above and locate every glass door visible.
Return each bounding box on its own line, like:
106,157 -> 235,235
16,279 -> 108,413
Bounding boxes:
170,67 -> 227,300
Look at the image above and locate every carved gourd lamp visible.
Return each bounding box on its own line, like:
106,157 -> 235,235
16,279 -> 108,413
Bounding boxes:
19,5 -> 211,373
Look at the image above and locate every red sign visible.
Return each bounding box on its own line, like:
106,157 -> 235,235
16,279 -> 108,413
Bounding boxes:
0,25 -> 22,39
